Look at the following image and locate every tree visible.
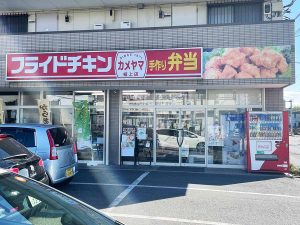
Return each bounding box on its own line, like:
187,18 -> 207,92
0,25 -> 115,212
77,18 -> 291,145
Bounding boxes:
293,105 -> 300,112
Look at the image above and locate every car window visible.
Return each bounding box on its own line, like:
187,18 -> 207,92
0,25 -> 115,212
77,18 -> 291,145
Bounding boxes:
0,173 -> 118,225
49,128 -> 71,147
0,127 -> 36,148
0,138 -> 33,159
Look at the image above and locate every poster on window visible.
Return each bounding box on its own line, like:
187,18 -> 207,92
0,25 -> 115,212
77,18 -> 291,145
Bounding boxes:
73,100 -> 92,151
137,127 -> 147,140
38,99 -> 51,125
121,126 -> 136,157
221,114 -> 245,165
207,124 -> 224,146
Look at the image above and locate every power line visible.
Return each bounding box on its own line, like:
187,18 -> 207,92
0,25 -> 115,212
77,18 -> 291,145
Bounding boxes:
295,11 -> 300,20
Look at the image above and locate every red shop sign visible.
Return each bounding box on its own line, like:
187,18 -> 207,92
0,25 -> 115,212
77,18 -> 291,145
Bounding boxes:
6,48 -> 202,81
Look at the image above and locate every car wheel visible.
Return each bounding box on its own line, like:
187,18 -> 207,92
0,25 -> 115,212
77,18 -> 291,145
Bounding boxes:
196,142 -> 205,153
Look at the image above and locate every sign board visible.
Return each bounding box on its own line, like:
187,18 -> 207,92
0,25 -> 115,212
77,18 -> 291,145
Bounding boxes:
121,126 -> 136,157
6,48 -> 202,81
6,45 -> 291,81
38,99 -> 51,124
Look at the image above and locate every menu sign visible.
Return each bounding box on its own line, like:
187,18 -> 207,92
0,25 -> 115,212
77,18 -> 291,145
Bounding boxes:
121,126 -> 136,157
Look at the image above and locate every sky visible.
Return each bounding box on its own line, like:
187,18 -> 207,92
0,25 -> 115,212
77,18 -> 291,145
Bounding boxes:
283,0 -> 300,106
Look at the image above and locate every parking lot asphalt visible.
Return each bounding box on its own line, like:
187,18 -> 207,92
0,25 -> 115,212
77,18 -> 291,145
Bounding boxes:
58,165 -> 300,225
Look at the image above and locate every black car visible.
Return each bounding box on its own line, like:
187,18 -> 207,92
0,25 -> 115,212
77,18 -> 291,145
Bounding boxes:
0,134 -> 49,184
0,169 -> 123,225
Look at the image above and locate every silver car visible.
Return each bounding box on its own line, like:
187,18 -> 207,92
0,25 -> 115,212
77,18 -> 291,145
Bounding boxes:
0,124 -> 78,184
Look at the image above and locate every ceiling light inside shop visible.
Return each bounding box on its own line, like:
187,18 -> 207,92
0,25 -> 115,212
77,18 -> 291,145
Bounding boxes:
165,90 -> 196,92
75,91 -> 104,95
123,90 -> 146,93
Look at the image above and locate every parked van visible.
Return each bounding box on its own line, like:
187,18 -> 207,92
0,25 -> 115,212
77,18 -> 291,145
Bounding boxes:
0,124 -> 78,184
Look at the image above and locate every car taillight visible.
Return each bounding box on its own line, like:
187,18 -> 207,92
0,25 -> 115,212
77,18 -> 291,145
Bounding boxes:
9,168 -> 19,174
73,142 -> 77,154
38,159 -> 44,167
47,130 -> 58,160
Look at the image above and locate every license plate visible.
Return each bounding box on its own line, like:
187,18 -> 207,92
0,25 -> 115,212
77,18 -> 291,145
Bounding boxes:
65,168 -> 73,177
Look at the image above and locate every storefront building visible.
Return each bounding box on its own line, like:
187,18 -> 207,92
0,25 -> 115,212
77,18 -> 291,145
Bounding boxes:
0,0 -> 295,169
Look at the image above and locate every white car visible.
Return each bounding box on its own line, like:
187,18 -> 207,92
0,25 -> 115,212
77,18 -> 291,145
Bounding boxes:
156,129 -> 205,154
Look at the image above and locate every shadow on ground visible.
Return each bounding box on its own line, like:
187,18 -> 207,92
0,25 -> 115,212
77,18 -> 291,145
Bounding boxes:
57,164 -> 285,209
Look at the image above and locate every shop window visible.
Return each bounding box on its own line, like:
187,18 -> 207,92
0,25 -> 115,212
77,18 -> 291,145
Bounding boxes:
22,92 -> 40,106
44,91 -> 73,106
74,92 -> 105,161
75,91 -> 104,106
207,89 -> 262,106
122,91 -> 154,107
90,108 -> 105,161
207,108 -> 246,166
21,108 -> 39,123
155,90 -> 205,106
208,2 -> 262,25
51,108 -> 73,135
0,92 -> 18,106
122,108 -> 154,163
5,110 -> 17,123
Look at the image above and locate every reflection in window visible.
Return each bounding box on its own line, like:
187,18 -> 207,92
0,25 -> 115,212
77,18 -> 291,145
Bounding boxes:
122,91 -> 154,106
51,108 -> 72,135
122,108 -> 154,163
0,92 -> 18,106
5,110 -> 17,123
22,92 -> 39,106
207,89 -> 262,106
21,109 -> 39,123
75,91 -> 105,107
155,90 -> 206,106
44,91 -> 73,106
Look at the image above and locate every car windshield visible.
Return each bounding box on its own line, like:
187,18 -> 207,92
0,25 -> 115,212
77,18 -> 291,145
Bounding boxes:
0,172 -> 118,225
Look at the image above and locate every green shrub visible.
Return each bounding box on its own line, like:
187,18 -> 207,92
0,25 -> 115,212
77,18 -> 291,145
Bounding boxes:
290,164 -> 300,176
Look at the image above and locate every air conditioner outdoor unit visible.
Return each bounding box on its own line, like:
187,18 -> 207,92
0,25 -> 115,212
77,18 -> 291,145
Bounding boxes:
93,24 -> 104,30
264,2 -> 272,15
121,21 -> 131,29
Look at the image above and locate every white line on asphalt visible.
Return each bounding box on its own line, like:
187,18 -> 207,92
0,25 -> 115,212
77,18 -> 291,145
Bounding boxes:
107,172 -> 150,211
105,212 -> 240,225
70,181 -> 300,199
79,167 -> 283,177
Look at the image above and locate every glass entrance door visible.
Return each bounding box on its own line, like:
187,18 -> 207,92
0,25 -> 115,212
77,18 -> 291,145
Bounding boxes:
181,110 -> 206,166
155,109 -> 206,165
156,110 -> 180,164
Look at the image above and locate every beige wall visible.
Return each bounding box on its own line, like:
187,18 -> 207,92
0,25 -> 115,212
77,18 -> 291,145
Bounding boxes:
27,4 -> 207,32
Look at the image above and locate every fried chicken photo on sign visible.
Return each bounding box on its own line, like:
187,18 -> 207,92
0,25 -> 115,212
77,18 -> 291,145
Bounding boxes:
219,65 -> 237,79
203,68 -> 222,79
277,56 -> 289,74
250,48 -> 281,69
239,47 -> 259,56
221,48 -> 246,69
260,68 -> 278,78
240,63 -> 261,78
205,56 -> 223,71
